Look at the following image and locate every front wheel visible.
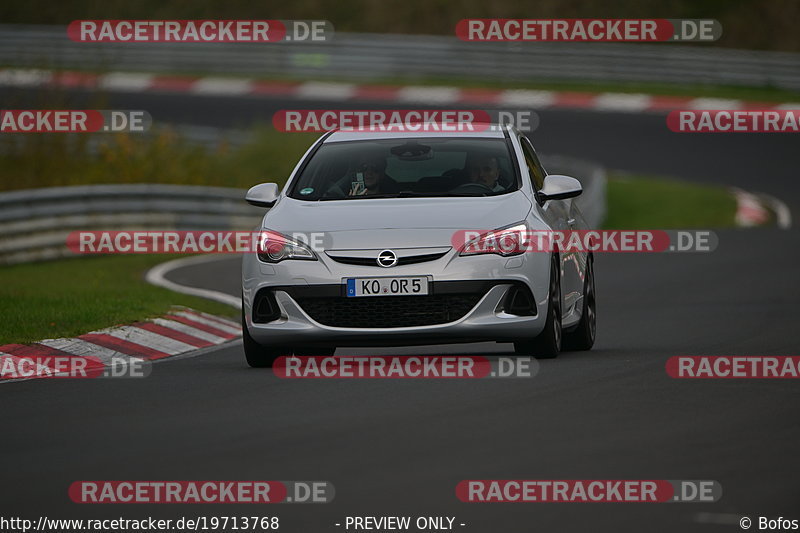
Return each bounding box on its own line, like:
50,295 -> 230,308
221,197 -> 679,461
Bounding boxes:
514,254 -> 562,359
242,310 -> 287,368
563,255 -> 596,351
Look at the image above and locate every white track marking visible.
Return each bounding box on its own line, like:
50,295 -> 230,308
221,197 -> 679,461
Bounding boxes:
498,89 -> 555,108
732,188 -> 770,227
39,338 -> 143,365
104,326 -> 196,355
151,318 -> 229,344
396,86 -> 459,104
98,72 -> 155,91
145,255 -> 241,308
191,77 -> 253,96
187,310 -> 239,328
171,311 -> 241,335
0,69 -> 52,86
156,339 -> 242,363
593,93 -> 653,112
296,82 -> 356,100
760,193 -> 792,229
689,97 -> 742,110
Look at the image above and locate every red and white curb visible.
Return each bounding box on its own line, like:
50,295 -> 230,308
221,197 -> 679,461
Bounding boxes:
733,188 -> 769,227
0,306 -> 240,382
732,188 -> 792,229
1,68 -> 797,114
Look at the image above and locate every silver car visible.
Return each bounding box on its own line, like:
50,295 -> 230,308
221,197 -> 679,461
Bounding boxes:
241,125 -> 596,367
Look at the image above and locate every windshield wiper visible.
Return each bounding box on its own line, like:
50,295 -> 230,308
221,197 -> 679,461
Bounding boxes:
317,191 -> 489,200
393,191 -> 489,198
328,192 -> 427,199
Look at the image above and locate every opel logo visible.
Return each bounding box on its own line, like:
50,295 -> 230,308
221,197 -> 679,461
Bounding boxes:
377,250 -> 398,268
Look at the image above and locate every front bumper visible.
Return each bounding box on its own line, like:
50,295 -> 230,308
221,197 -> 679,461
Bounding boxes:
242,249 -> 551,347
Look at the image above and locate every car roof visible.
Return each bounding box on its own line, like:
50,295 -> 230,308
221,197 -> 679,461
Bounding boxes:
324,123 -> 508,143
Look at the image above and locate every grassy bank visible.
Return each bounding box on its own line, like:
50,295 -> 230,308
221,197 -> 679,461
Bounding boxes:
0,128 -> 319,193
604,173 -> 738,229
0,255 -> 237,344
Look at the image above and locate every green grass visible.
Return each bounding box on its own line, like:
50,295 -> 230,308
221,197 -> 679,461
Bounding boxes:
0,127 -> 319,193
0,254 -> 237,345
604,173 -> 738,229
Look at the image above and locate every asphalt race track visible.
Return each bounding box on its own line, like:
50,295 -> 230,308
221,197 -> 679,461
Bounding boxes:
2,89 -> 799,532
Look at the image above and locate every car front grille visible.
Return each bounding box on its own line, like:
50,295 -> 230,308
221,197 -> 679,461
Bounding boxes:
326,251 -> 448,267
294,293 -> 484,328
327,250 -> 449,267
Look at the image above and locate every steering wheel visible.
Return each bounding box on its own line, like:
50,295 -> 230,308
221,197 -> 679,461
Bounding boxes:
449,182 -> 495,194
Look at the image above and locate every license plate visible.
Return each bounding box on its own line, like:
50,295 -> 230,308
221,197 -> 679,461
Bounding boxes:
346,276 -> 429,297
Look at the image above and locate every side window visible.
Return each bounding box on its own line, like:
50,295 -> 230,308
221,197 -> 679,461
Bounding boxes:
519,136 -> 546,191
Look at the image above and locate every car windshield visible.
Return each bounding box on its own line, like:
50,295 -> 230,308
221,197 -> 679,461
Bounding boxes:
288,137 -> 518,200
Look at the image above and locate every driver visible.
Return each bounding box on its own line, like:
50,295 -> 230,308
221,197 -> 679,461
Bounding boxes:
349,155 -> 398,196
468,155 -> 505,192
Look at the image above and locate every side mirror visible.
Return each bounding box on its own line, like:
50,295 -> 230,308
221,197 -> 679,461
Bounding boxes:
539,174 -> 582,202
246,183 -> 280,207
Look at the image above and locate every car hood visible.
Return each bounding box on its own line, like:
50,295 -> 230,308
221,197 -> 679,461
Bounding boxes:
260,192 -> 533,250
263,192 -> 532,234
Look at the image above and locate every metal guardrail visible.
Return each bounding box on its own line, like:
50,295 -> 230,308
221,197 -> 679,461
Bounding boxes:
0,157 -> 605,265
1,25 -> 799,90
0,184 -> 265,264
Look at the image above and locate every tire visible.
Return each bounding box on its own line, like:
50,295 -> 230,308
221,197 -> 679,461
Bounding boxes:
514,253 -> 562,359
241,309 -> 286,368
563,254 -> 596,351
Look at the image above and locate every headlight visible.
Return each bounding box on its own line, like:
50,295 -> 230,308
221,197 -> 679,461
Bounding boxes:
459,222 -> 530,257
257,230 -> 317,263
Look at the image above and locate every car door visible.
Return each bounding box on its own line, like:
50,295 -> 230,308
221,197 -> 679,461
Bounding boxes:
518,134 -> 583,315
